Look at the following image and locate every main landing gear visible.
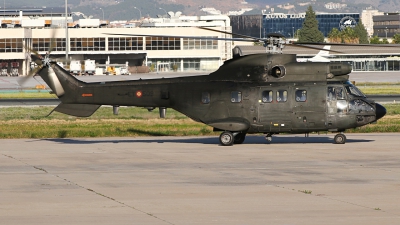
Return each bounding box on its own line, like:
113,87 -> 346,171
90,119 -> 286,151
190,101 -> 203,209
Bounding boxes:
334,133 -> 346,144
219,132 -> 347,145
219,131 -> 246,146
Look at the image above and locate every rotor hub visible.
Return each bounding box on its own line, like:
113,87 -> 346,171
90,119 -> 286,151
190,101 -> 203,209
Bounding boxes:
43,53 -> 51,67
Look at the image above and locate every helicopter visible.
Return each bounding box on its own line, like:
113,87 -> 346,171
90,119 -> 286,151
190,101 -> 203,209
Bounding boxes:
25,28 -> 386,146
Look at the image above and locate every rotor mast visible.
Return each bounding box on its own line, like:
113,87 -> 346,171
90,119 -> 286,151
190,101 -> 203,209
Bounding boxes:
263,34 -> 287,54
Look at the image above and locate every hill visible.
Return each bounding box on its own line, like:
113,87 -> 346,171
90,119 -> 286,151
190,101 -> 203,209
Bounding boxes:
3,0 -> 400,21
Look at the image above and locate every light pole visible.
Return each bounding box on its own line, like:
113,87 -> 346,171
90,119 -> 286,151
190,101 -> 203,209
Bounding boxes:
100,8 -> 104,20
134,7 -> 141,19
65,0 -> 68,60
159,7 -> 167,17
292,26 -> 294,39
385,27 -> 388,39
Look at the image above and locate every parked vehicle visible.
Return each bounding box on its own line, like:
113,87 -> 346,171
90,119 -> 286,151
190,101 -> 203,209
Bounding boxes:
84,60 -> 96,75
69,60 -> 82,76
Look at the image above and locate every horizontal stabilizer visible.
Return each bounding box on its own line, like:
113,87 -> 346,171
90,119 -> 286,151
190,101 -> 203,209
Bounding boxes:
54,103 -> 101,117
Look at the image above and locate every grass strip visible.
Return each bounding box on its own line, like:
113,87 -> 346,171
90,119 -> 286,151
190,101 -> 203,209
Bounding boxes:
0,92 -> 56,99
0,105 -> 400,139
0,119 -> 215,139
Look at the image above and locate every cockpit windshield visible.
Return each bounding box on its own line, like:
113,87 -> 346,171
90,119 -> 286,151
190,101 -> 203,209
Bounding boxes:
345,82 -> 366,98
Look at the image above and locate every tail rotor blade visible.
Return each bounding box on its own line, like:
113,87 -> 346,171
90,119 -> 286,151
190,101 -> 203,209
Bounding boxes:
48,28 -> 57,54
24,44 -> 42,59
18,65 -> 43,87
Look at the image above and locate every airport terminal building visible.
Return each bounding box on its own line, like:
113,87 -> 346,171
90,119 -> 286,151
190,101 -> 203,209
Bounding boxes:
0,7 -> 232,76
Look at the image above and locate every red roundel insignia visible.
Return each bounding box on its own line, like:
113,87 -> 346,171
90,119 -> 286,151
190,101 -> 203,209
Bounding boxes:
136,91 -> 142,98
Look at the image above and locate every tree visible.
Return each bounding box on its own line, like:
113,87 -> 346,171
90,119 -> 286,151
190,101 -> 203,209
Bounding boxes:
328,28 -> 342,43
369,36 -> 381,44
354,19 -> 369,44
382,38 -> 390,44
341,27 -> 359,44
298,6 -> 324,43
392,33 -> 400,44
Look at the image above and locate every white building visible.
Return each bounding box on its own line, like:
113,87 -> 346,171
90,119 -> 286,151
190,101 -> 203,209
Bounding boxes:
0,7 -> 232,76
361,9 -> 384,37
324,2 -> 347,10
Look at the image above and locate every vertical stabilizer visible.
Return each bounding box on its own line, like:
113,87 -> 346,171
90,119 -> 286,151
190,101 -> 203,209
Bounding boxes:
38,62 -> 86,99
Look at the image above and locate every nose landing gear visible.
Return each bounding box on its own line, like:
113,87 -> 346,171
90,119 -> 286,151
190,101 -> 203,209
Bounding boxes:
265,133 -> 273,143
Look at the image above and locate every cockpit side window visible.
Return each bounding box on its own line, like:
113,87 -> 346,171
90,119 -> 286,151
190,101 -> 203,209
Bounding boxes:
345,82 -> 366,98
327,86 -> 346,101
336,87 -> 345,100
327,87 -> 336,101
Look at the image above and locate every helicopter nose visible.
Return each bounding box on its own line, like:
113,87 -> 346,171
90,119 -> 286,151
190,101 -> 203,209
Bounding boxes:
375,103 -> 386,120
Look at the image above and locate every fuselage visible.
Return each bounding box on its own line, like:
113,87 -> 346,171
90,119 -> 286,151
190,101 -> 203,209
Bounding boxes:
42,53 -> 386,135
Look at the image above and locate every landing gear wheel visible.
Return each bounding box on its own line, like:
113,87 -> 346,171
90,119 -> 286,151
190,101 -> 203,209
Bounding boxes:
234,133 -> 246,144
220,131 -> 234,146
334,133 -> 346,144
265,133 -> 273,143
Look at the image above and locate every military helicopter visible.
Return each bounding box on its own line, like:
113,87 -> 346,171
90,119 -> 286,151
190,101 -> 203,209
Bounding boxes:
25,28 -> 386,146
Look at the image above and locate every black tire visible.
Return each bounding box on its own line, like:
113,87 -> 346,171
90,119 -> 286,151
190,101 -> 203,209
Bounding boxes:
219,131 -> 234,146
334,133 -> 346,144
234,133 -> 246,144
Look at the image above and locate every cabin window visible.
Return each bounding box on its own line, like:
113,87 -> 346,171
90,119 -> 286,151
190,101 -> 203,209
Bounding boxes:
295,90 -> 307,102
276,90 -> 287,102
231,91 -> 242,103
202,92 -> 210,104
262,90 -> 273,103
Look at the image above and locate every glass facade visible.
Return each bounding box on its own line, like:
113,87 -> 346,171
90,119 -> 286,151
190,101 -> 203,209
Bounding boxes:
32,38 -> 66,52
262,13 -> 360,37
108,37 -> 143,51
148,58 -> 220,72
182,37 -> 218,50
145,37 -> 180,50
70,38 -> 106,51
0,38 -> 23,52
329,55 -> 400,72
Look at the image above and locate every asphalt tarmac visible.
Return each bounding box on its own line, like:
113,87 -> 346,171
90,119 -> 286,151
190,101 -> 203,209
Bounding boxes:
1,134 -> 399,225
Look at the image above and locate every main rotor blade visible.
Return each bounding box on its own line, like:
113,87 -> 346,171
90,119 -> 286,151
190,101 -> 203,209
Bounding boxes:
102,33 -> 256,43
288,44 -> 343,53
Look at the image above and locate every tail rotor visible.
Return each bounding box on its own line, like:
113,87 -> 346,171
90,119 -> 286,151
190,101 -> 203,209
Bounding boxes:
18,28 -> 58,87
